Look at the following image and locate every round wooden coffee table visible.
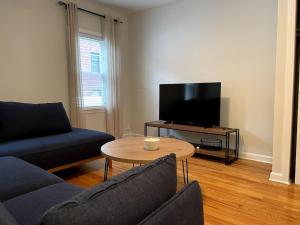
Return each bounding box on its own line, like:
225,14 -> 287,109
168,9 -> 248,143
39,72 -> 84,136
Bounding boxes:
101,137 -> 195,184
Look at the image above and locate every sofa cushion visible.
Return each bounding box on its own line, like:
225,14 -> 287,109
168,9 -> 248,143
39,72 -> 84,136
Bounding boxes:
0,128 -> 114,169
138,181 -> 204,225
4,183 -> 83,225
0,102 -> 71,142
0,157 -> 63,201
0,202 -> 18,225
40,154 -> 177,225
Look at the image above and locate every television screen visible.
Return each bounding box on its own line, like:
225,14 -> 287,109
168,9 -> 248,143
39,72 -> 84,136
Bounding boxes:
159,83 -> 221,127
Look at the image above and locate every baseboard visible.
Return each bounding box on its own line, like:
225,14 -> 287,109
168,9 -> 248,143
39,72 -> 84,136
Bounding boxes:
269,172 -> 291,184
239,152 -> 272,164
295,176 -> 300,185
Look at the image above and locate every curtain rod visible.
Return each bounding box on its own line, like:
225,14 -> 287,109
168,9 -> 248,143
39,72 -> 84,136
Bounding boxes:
58,1 -> 123,23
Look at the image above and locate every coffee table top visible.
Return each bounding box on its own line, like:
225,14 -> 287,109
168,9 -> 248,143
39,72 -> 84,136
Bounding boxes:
101,137 -> 195,164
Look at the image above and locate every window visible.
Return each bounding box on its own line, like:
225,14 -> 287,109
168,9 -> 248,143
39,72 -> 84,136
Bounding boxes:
79,35 -> 105,108
91,52 -> 100,73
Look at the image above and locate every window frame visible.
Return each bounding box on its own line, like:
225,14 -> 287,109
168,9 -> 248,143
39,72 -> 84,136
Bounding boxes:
78,31 -> 105,111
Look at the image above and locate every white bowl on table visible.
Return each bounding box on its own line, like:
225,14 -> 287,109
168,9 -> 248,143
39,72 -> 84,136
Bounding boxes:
144,137 -> 160,151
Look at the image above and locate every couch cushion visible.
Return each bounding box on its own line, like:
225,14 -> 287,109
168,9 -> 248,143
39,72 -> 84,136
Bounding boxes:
0,202 -> 18,225
0,157 -> 63,201
0,102 -> 71,142
40,154 -> 177,225
0,128 -> 114,169
4,183 -> 83,225
138,181 -> 204,225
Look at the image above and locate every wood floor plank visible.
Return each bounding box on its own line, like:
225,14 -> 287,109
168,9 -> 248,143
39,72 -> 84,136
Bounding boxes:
55,157 -> 300,225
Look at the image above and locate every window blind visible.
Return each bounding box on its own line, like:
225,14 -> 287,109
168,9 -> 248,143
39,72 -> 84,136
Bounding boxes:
79,36 -> 104,108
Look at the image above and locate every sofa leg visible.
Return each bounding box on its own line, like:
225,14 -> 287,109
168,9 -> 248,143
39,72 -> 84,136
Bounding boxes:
108,159 -> 112,168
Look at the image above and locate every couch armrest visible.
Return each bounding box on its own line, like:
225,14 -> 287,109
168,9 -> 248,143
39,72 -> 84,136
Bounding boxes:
0,202 -> 18,225
138,181 -> 204,225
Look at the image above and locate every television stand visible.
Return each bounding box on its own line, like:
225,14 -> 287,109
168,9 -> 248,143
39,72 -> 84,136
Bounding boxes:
144,121 -> 239,165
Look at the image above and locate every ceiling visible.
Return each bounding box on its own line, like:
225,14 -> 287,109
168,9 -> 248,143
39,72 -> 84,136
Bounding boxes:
96,0 -> 179,13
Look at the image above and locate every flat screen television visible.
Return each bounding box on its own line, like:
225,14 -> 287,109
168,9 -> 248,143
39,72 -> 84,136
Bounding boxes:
159,82 -> 221,127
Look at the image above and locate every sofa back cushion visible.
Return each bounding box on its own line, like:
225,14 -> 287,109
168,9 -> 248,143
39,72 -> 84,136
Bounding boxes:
40,154 -> 177,225
0,102 -> 71,142
0,202 -> 18,225
138,181 -> 204,225
0,157 -> 63,201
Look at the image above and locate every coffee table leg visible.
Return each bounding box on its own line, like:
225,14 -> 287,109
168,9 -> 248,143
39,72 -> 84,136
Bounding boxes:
186,159 -> 189,184
182,160 -> 186,184
104,158 -> 109,181
182,159 -> 189,185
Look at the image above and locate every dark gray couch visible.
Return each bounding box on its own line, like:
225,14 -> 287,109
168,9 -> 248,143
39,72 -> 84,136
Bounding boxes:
0,102 -> 114,170
0,154 -> 204,225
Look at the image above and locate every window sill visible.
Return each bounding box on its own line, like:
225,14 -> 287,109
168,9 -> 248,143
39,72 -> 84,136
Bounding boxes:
83,107 -> 106,114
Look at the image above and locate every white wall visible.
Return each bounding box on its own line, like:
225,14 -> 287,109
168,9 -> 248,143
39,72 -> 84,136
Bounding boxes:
0,0 -> 131,134
0,0 -> 69,107
129,0 -> 278,159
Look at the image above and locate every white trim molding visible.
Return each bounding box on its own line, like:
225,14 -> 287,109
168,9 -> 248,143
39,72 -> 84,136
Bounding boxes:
270,0 -> 296,185
270,172 -> 291,184
239,152 -> 272,164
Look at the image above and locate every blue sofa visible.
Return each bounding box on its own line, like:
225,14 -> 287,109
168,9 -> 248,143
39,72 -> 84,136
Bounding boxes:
0,154 -> 204,225
0,102 -> 114,170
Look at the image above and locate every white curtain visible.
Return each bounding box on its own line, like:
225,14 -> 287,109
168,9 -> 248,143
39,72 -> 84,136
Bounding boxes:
103,17 -> 122,138
66,2 -> 84,128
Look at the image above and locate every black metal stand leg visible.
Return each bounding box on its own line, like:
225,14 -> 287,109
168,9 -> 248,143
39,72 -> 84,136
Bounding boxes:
182,159 -> 189,184
235,130 -> 238,158
144,124 -> 147,136
225,133 -> 228,164
225,133 -> 230,165
104,158 -> 109,181
158,128 -> 161,137
237,130 -> 240,158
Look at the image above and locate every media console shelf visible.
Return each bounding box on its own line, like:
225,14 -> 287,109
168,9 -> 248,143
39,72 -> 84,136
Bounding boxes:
144,121 -> 239,165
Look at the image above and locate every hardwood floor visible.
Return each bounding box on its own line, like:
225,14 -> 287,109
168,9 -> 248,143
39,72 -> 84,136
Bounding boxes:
55,156 -> 300,225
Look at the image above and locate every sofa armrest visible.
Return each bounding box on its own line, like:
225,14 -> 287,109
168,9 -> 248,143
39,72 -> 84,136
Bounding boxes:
0,202 -> 18,225
138,181 -> 204,225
